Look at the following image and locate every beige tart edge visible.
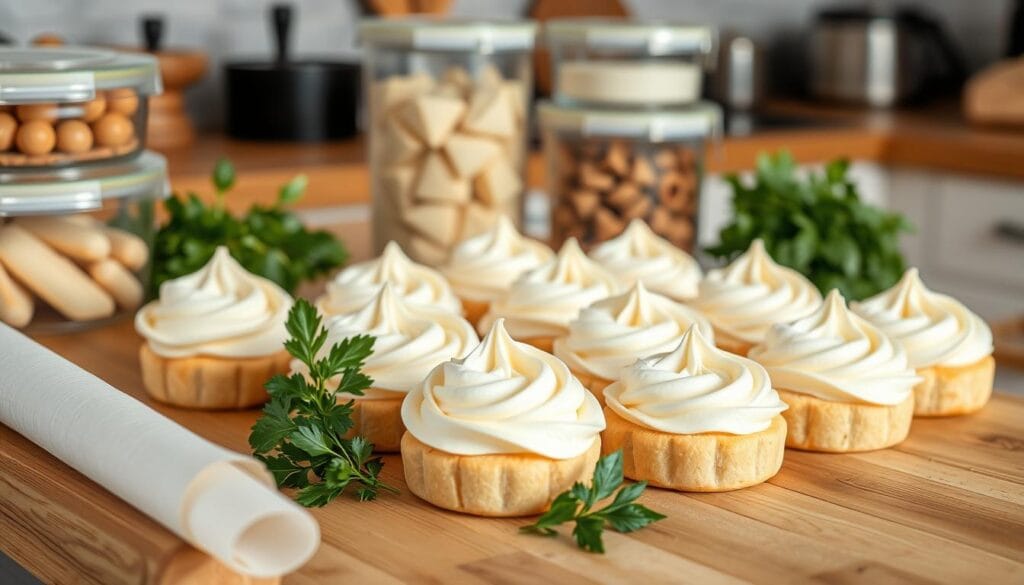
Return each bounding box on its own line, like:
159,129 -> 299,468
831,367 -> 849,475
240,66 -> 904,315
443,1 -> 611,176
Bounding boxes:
913,355 -> 995,417
344,396 -> 405,453
777,389 -> 914,453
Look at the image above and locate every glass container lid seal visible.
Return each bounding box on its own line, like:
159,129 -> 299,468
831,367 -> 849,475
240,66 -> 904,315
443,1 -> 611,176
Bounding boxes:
538,101 -> 722,143
360,18 -> 536,53
0,47 -> 162,104
545,18 -> 715,57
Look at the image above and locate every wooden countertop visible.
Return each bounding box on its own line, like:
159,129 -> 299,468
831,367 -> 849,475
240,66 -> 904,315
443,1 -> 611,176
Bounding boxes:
4,318 -> 1024,584
157,101 -> 1024,213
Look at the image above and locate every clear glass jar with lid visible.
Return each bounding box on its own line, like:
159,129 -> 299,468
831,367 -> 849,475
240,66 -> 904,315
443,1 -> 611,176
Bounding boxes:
545,18 -> 716,108
539,101 -> 721,252
360,18 -> 536,266
0,47 -> 161,170
0,152 -> 167,332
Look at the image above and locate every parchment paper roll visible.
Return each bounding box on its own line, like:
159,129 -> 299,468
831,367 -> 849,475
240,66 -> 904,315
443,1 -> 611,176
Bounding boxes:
0,324 -> 320,578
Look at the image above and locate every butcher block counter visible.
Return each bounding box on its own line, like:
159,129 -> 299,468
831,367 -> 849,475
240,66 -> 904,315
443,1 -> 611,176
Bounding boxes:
2,318 -> 1023,584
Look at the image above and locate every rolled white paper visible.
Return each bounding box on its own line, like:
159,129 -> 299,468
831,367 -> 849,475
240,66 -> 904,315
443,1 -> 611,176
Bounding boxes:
0,324 -> 320,578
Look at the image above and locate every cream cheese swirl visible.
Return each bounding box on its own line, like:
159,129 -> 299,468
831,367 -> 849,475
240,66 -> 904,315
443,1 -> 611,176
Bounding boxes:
479,238 -> 620,339
590,219 -> 703,301
749,290 -> 919,405
554,281 -> 715,381
303,284 -> 479,399
851,268 -> 993,368
135,246 -> 292,359
605,326 -> 787,435
692,239 -> 822,345
401,318 -> 605,459
317,241 -> 461,316
442,216 -> 554,303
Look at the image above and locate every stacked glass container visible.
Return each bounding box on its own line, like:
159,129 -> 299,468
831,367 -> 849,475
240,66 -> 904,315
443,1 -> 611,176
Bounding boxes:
0,47 -> 167,332
539,19 -> 721,252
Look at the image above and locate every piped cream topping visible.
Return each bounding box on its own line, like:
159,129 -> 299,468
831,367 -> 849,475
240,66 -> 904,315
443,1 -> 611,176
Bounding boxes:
852,268 -> 992,368
442,216 -> 554,303
605,326 -> 787,435
590,219 -> 703,300
479,238 -> 620,339
135,247 -> 292,359
554,281 -> 715,381
692,239 -> 822,344
401,318 -> 605,459
317,241 -> 461,316
749,290 -> 919,405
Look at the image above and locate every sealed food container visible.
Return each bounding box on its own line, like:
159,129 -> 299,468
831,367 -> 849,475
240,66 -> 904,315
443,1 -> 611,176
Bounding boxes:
539,101 -> 720,251
545,19 -> 716,108
360,18 -> 536,266
0,47 -> 161,169
0,151 -> 167,332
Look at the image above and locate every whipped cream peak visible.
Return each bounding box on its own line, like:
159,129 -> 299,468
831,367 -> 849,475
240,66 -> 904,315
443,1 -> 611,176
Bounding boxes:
135,246 -> 293,359
693,238 -> 822,344
749,289 -> 919,405
318,241 -> 461,316
401,318 -> 605,459
307,282 -> 478,398
442,216 -> 553,303
591,220 -> 703,300
852,268 -> 992,368
605,325 -> 787,435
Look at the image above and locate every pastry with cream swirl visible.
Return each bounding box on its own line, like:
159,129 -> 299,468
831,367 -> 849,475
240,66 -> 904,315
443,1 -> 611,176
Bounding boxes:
590,219 -> 703,301
553,281 -> 714,405
478,238 -> 620,351
749,290 -> 920,452
317,241 -> 461,317
691,239 -> 822,355
401,318 -> 604,516
602,325 -> 788,491
135,247 -> 294,409
852,268 -> 994,416
295,283 -> 478,452
442,216 -> 553,327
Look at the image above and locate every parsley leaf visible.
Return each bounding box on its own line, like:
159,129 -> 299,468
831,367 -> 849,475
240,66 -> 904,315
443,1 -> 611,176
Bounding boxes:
248,299 -> 399,507
520,450 -> 664,553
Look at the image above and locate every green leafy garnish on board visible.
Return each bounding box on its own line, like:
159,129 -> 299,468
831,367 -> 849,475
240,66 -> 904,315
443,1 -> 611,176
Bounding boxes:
249,299 -> 398,506
707,151 -> 912,300
151,158 -> 347,295
520,451 -> 665,553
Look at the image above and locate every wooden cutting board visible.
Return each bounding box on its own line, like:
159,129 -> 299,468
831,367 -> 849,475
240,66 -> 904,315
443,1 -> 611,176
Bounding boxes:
2,318 -> 1023,584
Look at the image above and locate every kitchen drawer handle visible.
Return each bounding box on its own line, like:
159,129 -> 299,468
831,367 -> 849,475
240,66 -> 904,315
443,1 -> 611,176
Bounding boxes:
994,221 -> 1024,245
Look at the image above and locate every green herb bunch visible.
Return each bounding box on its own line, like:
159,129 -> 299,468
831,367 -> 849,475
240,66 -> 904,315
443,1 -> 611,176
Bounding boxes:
707,151 -> 912,300
521,451 -> 665,553
249,299 -> 398,506
152,159 -> 347,295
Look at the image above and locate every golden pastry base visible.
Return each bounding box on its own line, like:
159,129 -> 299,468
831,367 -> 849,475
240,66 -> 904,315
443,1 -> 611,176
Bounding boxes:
400,432 -> 601,517
713,330 -> 754,357
345,395 -> 404,453
914,355 -> 995,417
570,368 -> 612,407
601,409 -> 787,492
778,389 -> 914,452
139,343 -> 290,410
458,297 -> 490,329
520,335 -> 555,353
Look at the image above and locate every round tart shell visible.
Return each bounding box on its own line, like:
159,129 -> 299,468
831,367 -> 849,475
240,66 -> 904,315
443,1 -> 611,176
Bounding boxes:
712,329 -> 754,357
601,408 -> 787,492
913,355 -> 994,417
139,343 -> 290,410
518,335 -> 555,353
400,432 -> 601,517
345,396 -> 404,453
458,297 -> 490,329
777,389 -> 914,452
569,367 -> 612,407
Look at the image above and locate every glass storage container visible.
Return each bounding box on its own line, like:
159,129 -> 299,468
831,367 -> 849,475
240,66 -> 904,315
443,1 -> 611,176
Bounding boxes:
0,151 -> 167,332
539,101 -> 720,252
360,18 -> 536,266
0,47 -> 161,169
545,18 -> 716,108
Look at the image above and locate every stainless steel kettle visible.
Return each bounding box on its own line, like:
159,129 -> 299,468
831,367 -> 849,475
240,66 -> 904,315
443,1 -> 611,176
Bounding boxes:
810,6 -> 965,107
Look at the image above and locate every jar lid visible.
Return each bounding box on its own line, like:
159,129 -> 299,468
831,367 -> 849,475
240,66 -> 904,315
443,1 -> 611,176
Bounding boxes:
538,101 -> 722,142
360,18 -> 536,53
0,47 -> 162,104
545,18 -> 715,57
0,151 -> 167,216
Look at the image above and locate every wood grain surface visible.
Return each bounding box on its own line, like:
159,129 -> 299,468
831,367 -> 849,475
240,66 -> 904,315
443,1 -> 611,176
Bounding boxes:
2,318 -> 1023,584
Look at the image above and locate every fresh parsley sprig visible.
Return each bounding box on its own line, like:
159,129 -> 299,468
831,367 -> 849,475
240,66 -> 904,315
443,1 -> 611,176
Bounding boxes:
520,451 -> 665,553
249,299 -> 398,506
